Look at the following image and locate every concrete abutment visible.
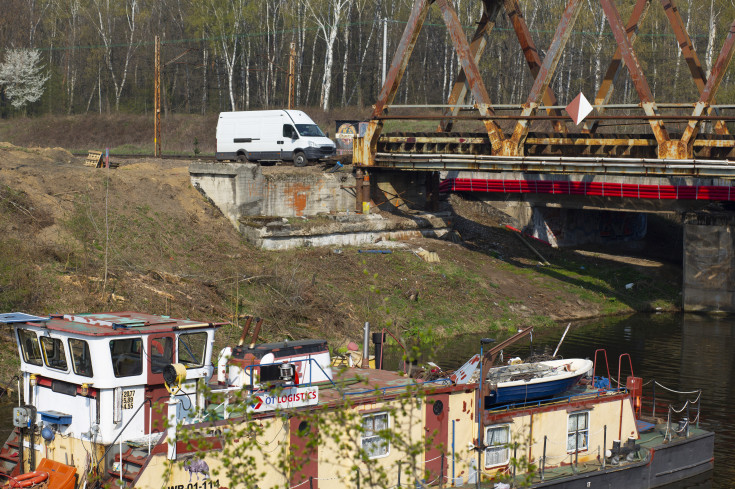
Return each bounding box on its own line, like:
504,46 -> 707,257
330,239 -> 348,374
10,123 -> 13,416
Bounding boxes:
683,212 -> 735,313
188,162 -> 448,250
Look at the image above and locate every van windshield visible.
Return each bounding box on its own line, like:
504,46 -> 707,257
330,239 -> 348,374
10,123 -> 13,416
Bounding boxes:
295,124 -> 325,137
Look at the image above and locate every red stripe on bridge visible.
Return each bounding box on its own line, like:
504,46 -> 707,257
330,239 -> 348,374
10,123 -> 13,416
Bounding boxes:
439,179 -> 734,200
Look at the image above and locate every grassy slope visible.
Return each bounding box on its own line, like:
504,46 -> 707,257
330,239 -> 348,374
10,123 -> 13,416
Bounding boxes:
0,115 -> 682,385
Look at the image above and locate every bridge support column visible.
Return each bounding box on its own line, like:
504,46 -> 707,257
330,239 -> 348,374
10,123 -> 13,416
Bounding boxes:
683,212 -> 735,312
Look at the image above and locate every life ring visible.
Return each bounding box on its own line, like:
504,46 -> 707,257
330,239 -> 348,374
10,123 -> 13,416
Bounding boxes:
7,471 -> 49,488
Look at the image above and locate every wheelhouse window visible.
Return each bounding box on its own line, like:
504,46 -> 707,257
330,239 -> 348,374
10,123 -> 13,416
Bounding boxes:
69,338 -> 93,377
177,332 -> 207,368
567,411 -> 589,452
361,412 -> 390,459
485,424 -> 510,468
18,329 -> 42,366
40,336 -> 68,371
110,338 -> 143,377
150,336 -> 173,373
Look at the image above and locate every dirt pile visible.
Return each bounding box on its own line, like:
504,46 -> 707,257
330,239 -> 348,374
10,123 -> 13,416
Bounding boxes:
0,145 -> 681,385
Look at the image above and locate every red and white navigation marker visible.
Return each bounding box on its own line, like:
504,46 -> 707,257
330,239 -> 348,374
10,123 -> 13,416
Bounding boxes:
565,92 -> 594,125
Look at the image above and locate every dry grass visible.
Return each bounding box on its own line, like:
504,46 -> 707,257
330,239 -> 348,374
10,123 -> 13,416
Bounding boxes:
0,108 -> 378,156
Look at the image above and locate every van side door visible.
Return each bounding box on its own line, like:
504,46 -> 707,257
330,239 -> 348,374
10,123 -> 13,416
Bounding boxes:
281,124 -> 299,160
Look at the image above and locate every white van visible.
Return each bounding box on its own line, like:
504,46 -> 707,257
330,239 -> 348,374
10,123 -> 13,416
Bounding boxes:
215,110 -> 336,166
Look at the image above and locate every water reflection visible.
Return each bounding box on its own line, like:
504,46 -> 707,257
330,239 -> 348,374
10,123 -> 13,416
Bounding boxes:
419,313 -> 731,488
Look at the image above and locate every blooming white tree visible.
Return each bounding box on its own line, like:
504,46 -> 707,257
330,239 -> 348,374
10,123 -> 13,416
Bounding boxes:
0,48 -> 50,110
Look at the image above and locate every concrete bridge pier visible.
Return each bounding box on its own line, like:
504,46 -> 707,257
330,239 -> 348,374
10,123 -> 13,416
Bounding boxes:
683,212 -> 735,313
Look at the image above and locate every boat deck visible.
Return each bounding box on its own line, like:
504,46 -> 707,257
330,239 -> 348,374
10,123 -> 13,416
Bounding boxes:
205,366 -> 441,420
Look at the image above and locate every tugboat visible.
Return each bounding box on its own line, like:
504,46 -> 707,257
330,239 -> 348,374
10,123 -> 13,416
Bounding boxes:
0,311 -> 713,489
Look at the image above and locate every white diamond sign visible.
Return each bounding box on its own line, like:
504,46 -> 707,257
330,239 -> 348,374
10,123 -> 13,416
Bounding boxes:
566,92 -> 594,125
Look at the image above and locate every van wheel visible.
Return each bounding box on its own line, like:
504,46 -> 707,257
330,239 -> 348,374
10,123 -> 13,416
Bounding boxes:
237,153 -> 248,162
293,151 -> 308,167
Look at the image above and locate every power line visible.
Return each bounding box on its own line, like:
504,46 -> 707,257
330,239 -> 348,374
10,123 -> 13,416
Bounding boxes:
31,18 -> 706,53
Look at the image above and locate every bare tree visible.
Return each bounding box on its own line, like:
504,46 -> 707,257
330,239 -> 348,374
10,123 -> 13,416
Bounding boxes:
87,0 -> 140,111
192,0 -> 250,111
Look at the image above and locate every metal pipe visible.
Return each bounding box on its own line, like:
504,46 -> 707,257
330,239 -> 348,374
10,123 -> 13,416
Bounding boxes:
374,114 -> 735,121
541,435 -> 546,481
652,382 -> 656,419
248,318 -> 263,349
477,339 -> 483,489
440,453 -> 445,489
119,433 -> 123,485
376,152 -> 735,165
237,316 -> 254,347
19,428 -> 24,475
452,420 -> 455,486
386,103 -> 735,110
553,322 -> 571,357
603,425 -> 607,469
362,322 -> 370,369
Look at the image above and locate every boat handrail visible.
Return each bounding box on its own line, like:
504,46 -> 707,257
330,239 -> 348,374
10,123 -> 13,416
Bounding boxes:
592,349 -> 611,382
617,353 -> 634,390
486,387 -> 629,413
95,397 -> 152,483
243,358 -> 337,391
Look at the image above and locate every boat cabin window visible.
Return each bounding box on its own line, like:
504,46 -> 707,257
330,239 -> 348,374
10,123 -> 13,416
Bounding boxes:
150,336 -> 173,373
110,338 -> 143,377
18,329 -> 42,366
177,332 -> 207,368
567,411 -> 589,452
69,338 -> 94,377
361,412 -> 390,459
40,336 -> 68,371
484,425 -> 510,468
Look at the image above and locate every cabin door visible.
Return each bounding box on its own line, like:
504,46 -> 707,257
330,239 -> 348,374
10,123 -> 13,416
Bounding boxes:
145,334 -> 175,434
425,393 -> 450,483
289,416 -> 319,488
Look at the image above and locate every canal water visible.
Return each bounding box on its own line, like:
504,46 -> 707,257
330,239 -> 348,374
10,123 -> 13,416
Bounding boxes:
420,313 -> 733,488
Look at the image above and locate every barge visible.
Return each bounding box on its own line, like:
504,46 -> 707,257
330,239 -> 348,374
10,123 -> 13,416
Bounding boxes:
0,311 -> 713,488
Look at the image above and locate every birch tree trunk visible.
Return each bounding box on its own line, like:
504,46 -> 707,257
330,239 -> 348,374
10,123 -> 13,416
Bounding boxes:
340,0 -> 353,107
201,46 -> 208,115
301,0 -> 354,110
89,0 -> 140,111
705,0 -> 717,77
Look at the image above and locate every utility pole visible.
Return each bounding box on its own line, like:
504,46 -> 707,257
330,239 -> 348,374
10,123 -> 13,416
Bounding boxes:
288,42 -> 296,110
154,35 -> 161,158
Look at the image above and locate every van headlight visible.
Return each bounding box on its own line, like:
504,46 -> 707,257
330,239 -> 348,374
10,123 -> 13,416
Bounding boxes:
308,141 -> 317,147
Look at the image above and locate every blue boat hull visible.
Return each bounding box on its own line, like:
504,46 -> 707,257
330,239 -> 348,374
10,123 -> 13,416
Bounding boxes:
486,373 -> 584,406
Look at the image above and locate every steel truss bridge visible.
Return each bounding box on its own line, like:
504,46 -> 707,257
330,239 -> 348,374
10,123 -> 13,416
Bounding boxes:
354,0 -> 735,202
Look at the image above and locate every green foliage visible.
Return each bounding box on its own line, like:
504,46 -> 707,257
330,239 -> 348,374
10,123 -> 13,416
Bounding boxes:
171,377 -> 434,488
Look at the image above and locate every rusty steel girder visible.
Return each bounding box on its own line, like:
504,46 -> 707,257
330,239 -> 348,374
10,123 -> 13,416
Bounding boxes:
355,0 -> 735,167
